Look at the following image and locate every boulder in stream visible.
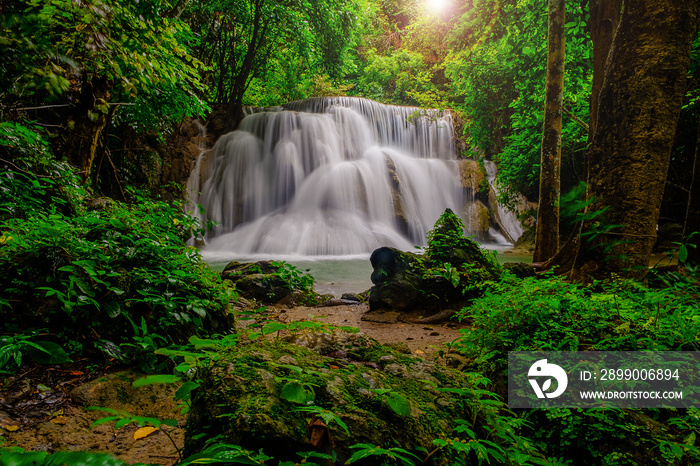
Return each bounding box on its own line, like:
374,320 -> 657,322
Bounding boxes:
222,260 -> 320,305
368,209 -> 501,313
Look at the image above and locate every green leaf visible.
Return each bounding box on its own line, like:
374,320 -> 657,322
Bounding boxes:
91,415 -> 120,427
386,392 -> 411,416
115,418 -> 132,429
678,244 -> 688,263
109,218 -> 125,229
27,341 -> 71,364
132,374 -> 180,387
105,301 -> 122,318
262,322 -> 288,334
280,381 -> 314,404
174,381 -> 200,401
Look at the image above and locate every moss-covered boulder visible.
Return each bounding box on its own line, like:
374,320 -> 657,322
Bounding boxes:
184,339 -> 510,464
222,260 -> 320,305
368,209 -> 500,312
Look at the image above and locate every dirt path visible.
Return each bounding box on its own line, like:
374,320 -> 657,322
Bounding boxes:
278,303 -> 468,356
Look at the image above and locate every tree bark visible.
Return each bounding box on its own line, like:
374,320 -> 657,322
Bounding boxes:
571,0 -> 700,282
533,0 -> 565,263
61,74 -> 110,181
225,0 -> 269,131
538,0 -> 623,273
587,0 -> 621,139
683,119 -> 700,265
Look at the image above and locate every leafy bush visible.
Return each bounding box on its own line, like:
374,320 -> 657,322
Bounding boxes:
447,273 -> 700,465
0,155 -> 232,368
451,275 -> 699,374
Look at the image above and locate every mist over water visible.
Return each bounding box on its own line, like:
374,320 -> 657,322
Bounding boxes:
188,97 -> 490,257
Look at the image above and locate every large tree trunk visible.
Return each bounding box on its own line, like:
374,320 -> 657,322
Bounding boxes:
571,0 -> 700,282
539,0 -> 622,273
61,74 -> 110,181
683,121 -> 700,265
533,0 -> 565,263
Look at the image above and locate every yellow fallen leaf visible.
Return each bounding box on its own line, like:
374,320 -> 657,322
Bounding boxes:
50,416 -> 67,425
134,426 -> 158,440
3,425 -> 20,432
414,350 -> 425,354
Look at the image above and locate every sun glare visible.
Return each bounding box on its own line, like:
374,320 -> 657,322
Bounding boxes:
426,0 -> 449,14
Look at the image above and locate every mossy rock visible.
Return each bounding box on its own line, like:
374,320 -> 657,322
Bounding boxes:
503,261 -> 536,278
184,340 -> 499,464
222,260 -> 319,304
368,210 -> 500,312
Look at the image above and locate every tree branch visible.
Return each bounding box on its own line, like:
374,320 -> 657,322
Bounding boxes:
562,106 -> 589,132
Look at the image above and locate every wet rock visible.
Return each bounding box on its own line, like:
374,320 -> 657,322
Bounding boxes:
340,293 -> 362,302
367,214 -> 499,312
463,200 -> 491,240
222,261 -> 290,303
459,160 -> 486,193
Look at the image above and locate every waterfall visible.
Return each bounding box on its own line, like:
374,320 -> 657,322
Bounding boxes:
187,97 -> 469,256
484,160 -> 524,243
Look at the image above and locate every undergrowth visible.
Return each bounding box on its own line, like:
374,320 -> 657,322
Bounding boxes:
443,271 -> 700,465
0,123 -> 233,372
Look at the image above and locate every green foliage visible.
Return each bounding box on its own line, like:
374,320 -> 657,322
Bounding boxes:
270,261 -> 315,293
186,0 -> 361,107
0,332 -> 71,374
452,275 -> 699,373
445,0 -> 590,203
355,49 -> 445,107
426,208 -> 471,265
177,439 -> 273,465
0,155 -> 232,367
347,443 -> 422,465
280,380 -> 316,405
0,449 -> 134,466
369,389 -> 412,416
1,0 -> 208,135
448,273 -> 700,465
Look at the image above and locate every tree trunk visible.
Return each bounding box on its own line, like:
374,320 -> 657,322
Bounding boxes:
571,0 -> 700,282
533,0 -> 565,263
225,0 -> 268,131
61,74 -> 110,181
683,120 -> 700,265
539,0 -> 623,273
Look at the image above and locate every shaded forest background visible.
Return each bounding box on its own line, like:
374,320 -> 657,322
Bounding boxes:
0,0 -> 695,215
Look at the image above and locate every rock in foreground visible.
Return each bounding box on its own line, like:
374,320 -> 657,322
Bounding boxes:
368,209 -> 500,312
184,339 -> 506,464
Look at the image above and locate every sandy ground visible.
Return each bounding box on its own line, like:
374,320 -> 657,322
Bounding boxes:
278,302 -> 469,357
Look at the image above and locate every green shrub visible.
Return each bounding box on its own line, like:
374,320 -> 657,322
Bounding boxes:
0,167 -> 232,369
447,274 -> 700,465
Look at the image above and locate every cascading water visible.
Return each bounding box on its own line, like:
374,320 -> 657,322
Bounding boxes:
187,97 -> 469,257
484,160 -> 524,243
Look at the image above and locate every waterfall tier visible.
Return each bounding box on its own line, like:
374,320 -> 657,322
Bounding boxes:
188,97 -> 480,256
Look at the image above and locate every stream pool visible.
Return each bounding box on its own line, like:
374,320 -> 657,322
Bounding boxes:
203,245 -> 532,297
